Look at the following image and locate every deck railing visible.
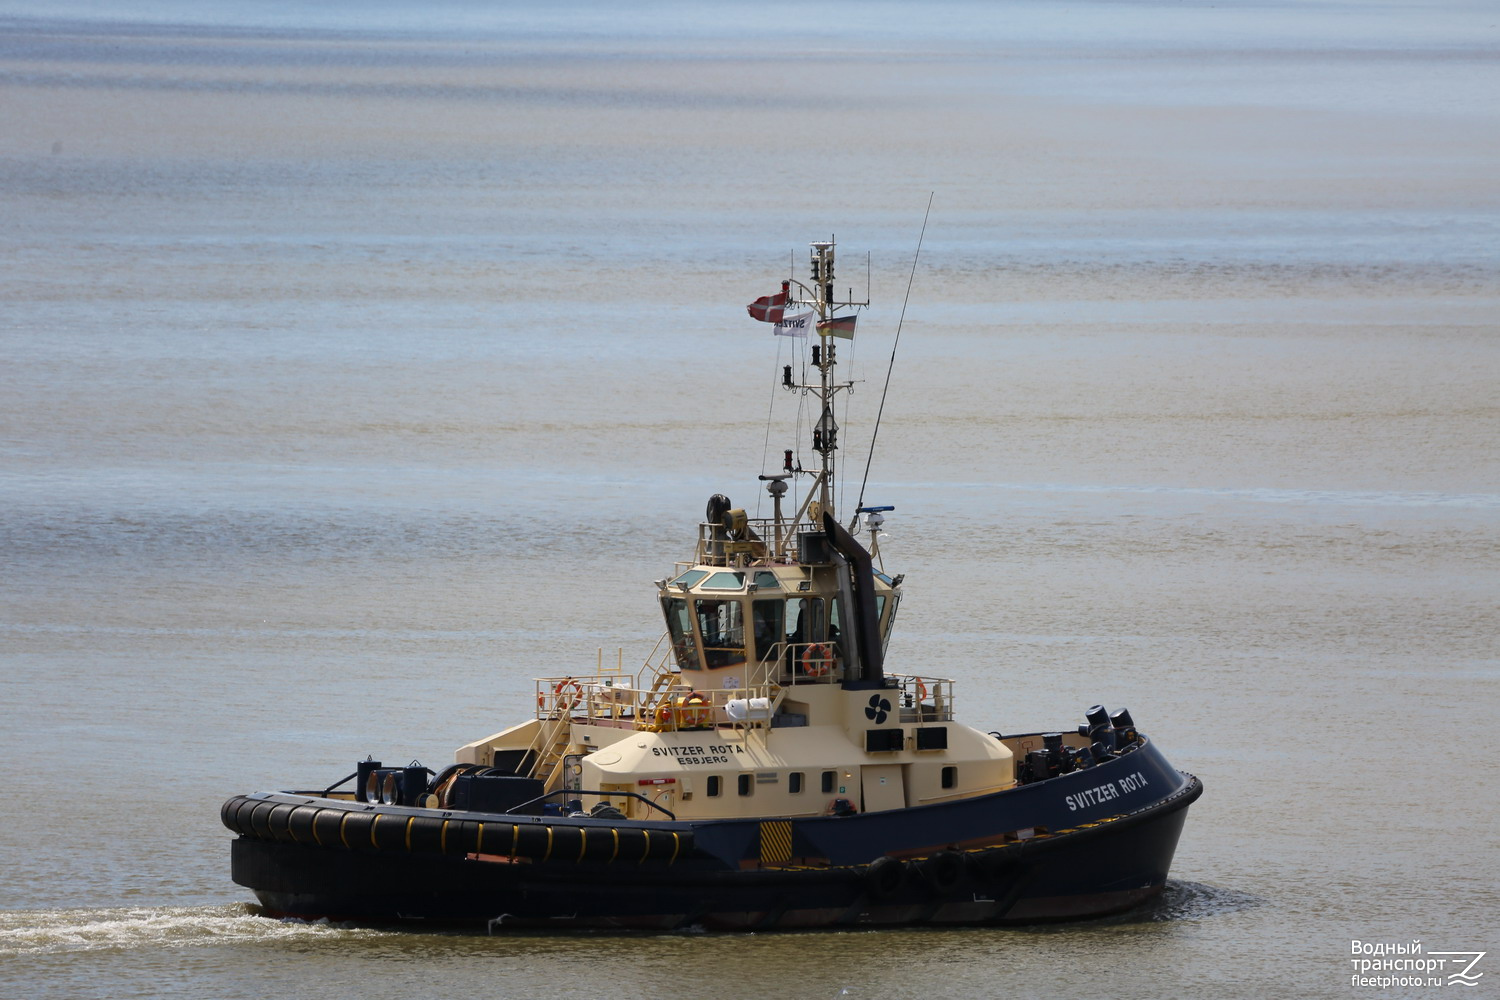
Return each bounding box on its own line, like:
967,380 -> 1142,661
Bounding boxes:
533,662 -> 953,729
887,672 -> 956,722
691,517 -> 823,566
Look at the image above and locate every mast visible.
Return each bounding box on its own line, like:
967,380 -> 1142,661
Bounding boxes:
786,238 -> 865,522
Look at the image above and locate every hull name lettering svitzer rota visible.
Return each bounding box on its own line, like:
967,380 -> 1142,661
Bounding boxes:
224,237 -> 1203,929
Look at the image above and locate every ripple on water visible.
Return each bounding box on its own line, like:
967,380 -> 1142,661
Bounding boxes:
1134,879 -> 1263,922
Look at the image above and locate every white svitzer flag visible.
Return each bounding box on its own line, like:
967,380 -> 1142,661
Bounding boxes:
774,311 -> 814,338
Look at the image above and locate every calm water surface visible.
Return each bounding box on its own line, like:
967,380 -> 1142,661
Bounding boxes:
2,2 -> 1496,997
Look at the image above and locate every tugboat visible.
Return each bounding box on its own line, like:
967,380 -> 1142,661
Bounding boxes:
224,239 -> 1202,928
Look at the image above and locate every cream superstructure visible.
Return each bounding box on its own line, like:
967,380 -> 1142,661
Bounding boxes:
456,239 -> 1014,823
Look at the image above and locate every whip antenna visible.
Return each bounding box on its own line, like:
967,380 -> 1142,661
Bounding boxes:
853,193 -> 932,522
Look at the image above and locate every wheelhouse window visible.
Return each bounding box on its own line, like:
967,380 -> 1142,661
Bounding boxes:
695,599 -> 745,668
661,597 -> 696,670
672,569 -> 709,589
789,596 -> 835,671
879,594 -> 898,653
751,599 -> 786,664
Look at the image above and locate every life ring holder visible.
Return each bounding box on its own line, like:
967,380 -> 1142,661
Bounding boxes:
802,643 -> 832,677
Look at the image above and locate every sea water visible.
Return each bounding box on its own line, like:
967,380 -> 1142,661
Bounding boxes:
1,2 -> 1496,997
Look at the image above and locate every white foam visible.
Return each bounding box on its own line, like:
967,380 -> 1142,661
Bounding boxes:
0,904 -> 389,957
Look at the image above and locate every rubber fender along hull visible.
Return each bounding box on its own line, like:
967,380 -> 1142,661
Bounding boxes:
230,773 -> 1201,929
219,794 -> 691,865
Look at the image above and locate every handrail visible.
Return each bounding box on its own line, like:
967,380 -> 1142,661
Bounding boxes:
887,671 -> 956,721
320,771 -> 358,797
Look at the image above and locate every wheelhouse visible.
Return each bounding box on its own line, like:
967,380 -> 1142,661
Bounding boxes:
659,527 -> 900,688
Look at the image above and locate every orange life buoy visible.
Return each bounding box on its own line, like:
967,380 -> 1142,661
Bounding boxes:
552,678 -> 583,710
676,691 -> 712,728
802,643 -> 831,676
915,678 -> 928,703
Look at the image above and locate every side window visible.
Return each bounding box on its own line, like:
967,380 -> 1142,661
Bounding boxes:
707,775 -> 722,797
941,765 -> 957,790
662,597 -> 697,670
789,771 -> 804,794
821,770 -> 835,794
737,774 -> 753,796
881,594 -> 899,653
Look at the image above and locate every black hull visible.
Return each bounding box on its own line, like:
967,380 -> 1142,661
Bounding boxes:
227,739 -> 1201,929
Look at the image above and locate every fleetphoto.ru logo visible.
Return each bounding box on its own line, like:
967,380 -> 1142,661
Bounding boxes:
1350,940 -> 1486,989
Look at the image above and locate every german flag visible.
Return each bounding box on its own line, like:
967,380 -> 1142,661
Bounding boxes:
817,314 -> 857,339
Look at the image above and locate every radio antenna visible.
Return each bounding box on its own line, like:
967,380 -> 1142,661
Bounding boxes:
853,193 -> 932,521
